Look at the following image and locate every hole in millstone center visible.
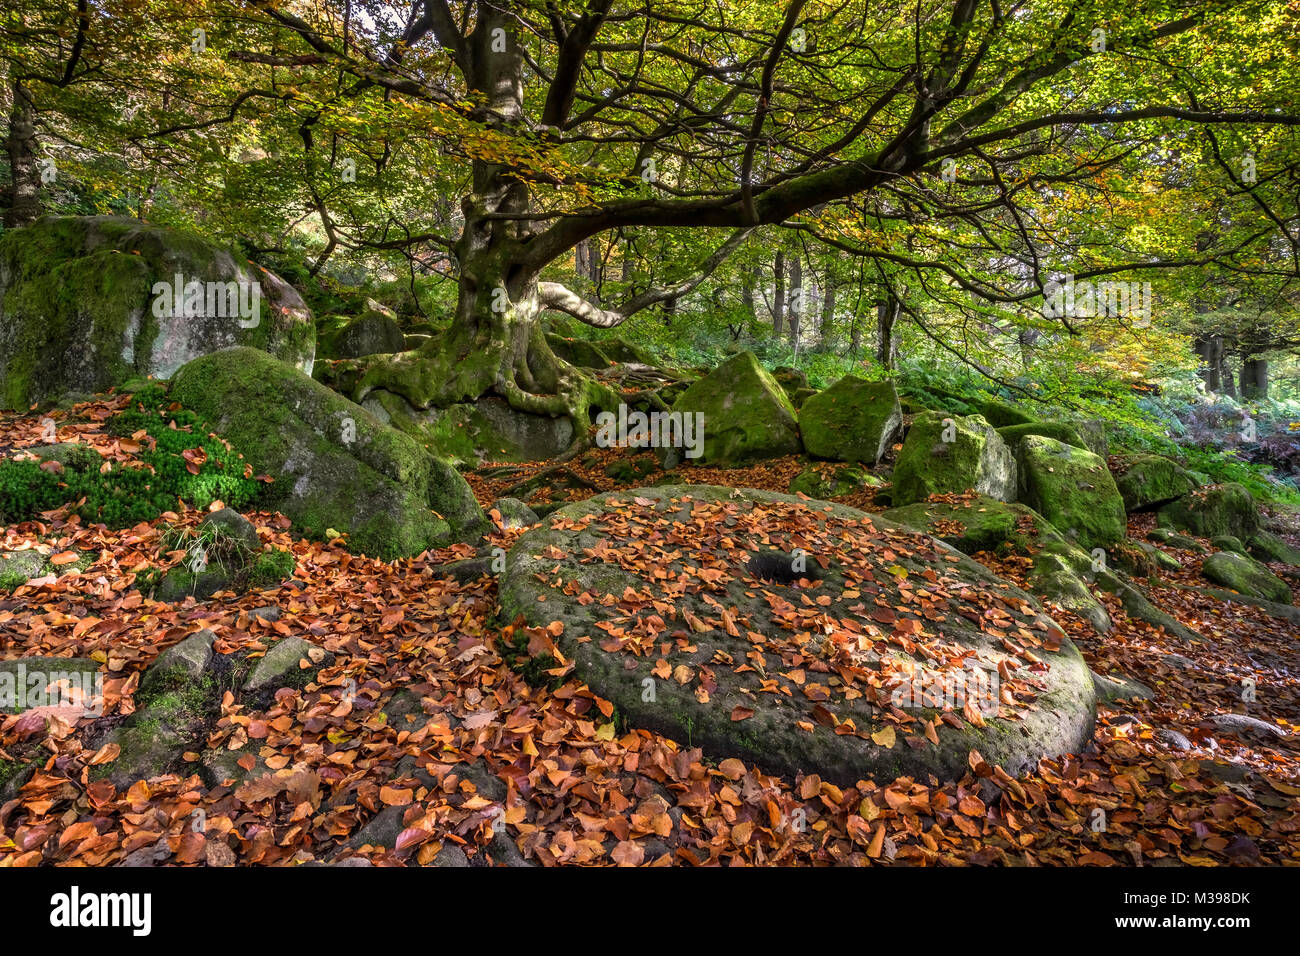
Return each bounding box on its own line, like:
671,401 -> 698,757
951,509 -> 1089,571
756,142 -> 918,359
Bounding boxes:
746,549 -> 822,586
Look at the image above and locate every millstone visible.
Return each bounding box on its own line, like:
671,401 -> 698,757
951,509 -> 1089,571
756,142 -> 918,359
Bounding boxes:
500,485 -> 1096,785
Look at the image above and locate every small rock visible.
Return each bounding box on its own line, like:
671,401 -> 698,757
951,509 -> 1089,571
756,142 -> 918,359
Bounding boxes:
1155,728 -> 1192,750
1207,713 -> 1287,741
247,606 -> 281,623
140,629 -> 215,696
1092,670 -> 1154,703
485,829 -> 533,867
349,804 -> 409,850
200,507 -> 262,554
1200,760 -> 1251,783
242,637 -> 334,693
490,497 -> 540,530
429,845 -> 471,868
116,837 -> 171,867
198,748 -> 270,788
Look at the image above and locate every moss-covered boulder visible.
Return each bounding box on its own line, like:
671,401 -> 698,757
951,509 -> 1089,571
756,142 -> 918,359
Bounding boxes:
1248,530 -> 1300,567
319,309 -> 406,359
500,486 -> 1096,784
669,351 -> 800,465
1211,534 -> 1247,555
892,412 -> 1016,506
0,215 -> 314,408
788,463 -> 880,499
1014,435 -> 1126,551
544,333 -> 612,369
242,636 -> 335,693
978,398 -> 1035,428
362,388 -> 575,465
1069,419 -> 1109,458
170,347 -> 486,559
995,422 -> 1088,452
1114,455 -> 1195,512
597,338 -> 659,366
1201,551 -> 1292,604
1156,483 -> 1260,542
798,376 -> 902,465
1147,527 -> 1206,552
883,494 -> 1062,556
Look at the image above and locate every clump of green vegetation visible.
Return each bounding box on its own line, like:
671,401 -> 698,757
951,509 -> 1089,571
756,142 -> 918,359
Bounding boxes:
0,569 -> 28,591
144,518 -> 294,599
0,383 -> 261,528
249,547 -> 295,587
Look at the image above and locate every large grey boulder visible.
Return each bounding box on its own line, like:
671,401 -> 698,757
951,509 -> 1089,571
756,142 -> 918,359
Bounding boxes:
798,376 -> 902,465
892,412 -> 1016,505
170,347 -> 487,559
668,351 -> 801,465
0,215 -> 313,407
500,485 -> 1096,785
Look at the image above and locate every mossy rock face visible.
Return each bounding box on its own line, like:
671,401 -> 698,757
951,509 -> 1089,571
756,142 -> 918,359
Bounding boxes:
790,386 -> 818,409
0,549 -> 47,589
1156,483 -> 1260,542
1248,530 -> 1300,567
1147,527 -> 1206,552
242,636 -> 335,693
139,630 -> 215,700
670,351 -> 800,465
363,388 -> 574,465
544,333 -> 612,370
892,412 -> 1016,506
1030,546 -> 1111,635
0,215 -> 314,408
597,338 -> 659,366
319,310 -> 406,359
978,398 -> 1035,428
170,347 -> 486,559
883,494 -> 1063,556
1211,535 -> 1247,555
798,376 -> 902,465
995,422 -> 1088,452
1015,435 -> 1126,551
154,564 -> 236,603
789,463 -> 880,499
1201,551 -> 1292,604
1068,419 -> 1109,458
500,485 -> 1096,785
1114,455 -> 1195,512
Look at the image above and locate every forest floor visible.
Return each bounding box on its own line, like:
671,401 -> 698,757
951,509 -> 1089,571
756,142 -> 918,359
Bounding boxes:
1,403 -> 1299,866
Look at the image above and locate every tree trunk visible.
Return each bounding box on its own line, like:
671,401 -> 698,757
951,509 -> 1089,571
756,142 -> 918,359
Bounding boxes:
788,256 -> 803,347
1241,357 -> 1268,400
741,266 -> 755,321
4,81 -> 41,228
876,295 -> 899,369
819,274 -> 836,344
772,251 -> 785,336
353,2 -> 607,456
1196,335 -> 1226,394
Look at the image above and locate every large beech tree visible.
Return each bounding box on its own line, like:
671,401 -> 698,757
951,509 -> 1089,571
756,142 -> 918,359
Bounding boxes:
8,0 -> 1300,448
